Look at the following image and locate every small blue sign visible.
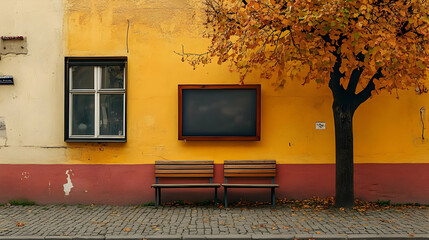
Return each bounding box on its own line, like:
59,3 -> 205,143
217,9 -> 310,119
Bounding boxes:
0,75 -> 13,85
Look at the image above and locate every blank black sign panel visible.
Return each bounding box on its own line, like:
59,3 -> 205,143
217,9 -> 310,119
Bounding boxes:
181,88 -> 258,137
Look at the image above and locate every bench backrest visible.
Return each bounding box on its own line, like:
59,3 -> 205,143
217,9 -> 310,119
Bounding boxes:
224,160 -> 276,182
155,161 -> 215,182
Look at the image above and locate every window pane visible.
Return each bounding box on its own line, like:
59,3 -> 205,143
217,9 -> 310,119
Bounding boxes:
71,66 -> 94,89
101,66 -> 124,89
100,94 -> 124,136
72,94 -> 95,135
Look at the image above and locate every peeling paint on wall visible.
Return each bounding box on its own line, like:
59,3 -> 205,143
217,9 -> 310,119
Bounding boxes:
0,117 -> 6,147
20,172 -> 30,180
63,170 -> 74,196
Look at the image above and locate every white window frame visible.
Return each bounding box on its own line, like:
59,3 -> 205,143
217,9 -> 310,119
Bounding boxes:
65,58 -> 127,142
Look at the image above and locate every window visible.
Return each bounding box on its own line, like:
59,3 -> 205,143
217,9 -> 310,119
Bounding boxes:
65,57 -> 127,142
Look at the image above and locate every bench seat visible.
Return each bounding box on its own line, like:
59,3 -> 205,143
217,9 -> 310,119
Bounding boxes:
151,160 -> 219,207
223,160 -> 279,208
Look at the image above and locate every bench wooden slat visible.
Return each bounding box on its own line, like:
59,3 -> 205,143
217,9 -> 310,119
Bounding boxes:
224,160 -> 276,178
224,173 -> 276,177
224,164 -> 275,169
222,183 -> 279,188
224,169 -> 275,174
224,160 -> 276,164
155,170 -> 213,174
152,183 -> 220,188
155,160 -> 213,165
155,173 -> 214,178
156,165 -> 213,170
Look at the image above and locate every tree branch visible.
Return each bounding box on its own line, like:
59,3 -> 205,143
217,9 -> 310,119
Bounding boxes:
329,50 -> 346,98
354,68 -> 383,108
346,67 -> 364,94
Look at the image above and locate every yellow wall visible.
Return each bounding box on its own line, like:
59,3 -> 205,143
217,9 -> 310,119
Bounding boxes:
2,0 -> 428,165
63,0 -> 429,165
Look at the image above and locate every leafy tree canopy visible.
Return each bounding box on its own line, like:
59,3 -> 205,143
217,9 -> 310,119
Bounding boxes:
183,0 -> 429,95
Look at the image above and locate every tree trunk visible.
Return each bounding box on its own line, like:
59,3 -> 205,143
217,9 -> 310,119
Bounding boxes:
333,102 -> 355,208
328,51 -> 377,208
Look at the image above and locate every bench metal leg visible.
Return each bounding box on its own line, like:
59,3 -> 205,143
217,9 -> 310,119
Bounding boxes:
224,187 -> 228,208
154,188 -> 158,208
158,188 -> 162,206
214,188 -> 218,207
271,188 -> 275,209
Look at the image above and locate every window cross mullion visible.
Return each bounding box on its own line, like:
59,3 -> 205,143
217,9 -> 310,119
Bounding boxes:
94,66 -> 100,138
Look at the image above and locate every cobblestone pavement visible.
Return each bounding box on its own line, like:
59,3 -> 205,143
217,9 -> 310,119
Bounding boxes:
0,204 -> 427,239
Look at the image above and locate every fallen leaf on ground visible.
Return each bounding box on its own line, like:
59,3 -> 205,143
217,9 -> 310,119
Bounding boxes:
123,228 -> 131,232
16,222 -> 25,227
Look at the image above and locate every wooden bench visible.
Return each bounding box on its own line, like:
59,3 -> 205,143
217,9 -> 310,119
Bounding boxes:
223,160 -> 279,208
151,160 -> 221,207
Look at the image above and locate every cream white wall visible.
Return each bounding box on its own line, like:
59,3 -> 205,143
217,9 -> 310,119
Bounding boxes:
0,0 -> 66,164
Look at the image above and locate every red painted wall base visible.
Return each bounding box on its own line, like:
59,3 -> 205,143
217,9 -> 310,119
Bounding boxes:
0,164 -> 427,204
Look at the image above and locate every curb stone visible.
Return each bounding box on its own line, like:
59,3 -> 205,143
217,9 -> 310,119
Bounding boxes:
145,236 -> 181,240
0,237 -> 45,240
72,237 -> 105,240
251,234 -> 295,240
45,237 -> 73,240
206,235 -> 251,240
105,236 -> 144,240
414,235 -> 429,240
294,233 -> 314,239
182,235 -> 207,240
311,234 -> 348,239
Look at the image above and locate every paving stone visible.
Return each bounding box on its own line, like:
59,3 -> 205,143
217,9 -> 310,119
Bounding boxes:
0,205 -> 427,239
0,237 -> 45,240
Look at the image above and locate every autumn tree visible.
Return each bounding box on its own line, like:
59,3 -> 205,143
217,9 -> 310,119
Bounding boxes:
177,0 -> 429,207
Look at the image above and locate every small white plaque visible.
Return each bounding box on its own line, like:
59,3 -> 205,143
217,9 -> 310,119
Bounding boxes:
316,122 -> 326,130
